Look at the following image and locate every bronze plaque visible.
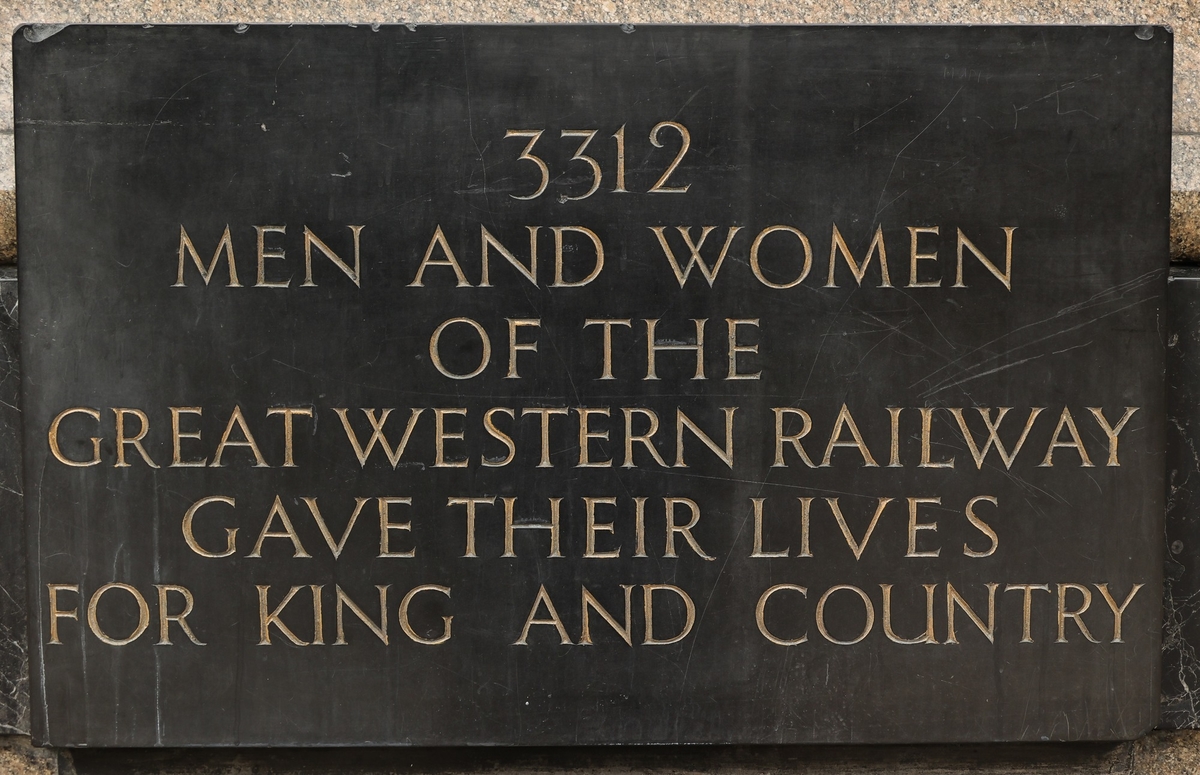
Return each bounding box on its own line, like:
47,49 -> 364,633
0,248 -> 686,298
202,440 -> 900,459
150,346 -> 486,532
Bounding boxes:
15,24 -> 1170,745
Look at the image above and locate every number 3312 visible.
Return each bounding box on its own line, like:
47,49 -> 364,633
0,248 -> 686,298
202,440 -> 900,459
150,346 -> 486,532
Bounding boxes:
505,122 -> 691,201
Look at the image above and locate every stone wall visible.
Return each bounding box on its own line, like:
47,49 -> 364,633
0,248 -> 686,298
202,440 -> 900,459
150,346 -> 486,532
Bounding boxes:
2,3 -> 1199,773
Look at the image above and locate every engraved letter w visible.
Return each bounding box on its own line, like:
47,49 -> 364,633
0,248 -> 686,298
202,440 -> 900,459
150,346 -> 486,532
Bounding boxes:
650,226 -> 742,287
334,408 -> 423,468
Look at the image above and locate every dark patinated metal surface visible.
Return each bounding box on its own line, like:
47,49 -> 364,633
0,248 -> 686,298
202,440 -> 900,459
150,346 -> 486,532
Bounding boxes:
14,25 -> 1171,746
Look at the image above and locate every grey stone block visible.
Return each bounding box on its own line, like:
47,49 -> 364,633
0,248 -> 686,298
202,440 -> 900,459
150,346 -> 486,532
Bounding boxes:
0,267 -> 25,735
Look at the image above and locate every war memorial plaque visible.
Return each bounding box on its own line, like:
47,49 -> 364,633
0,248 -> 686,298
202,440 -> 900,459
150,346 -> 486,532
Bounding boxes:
14,25 -> 1171,746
